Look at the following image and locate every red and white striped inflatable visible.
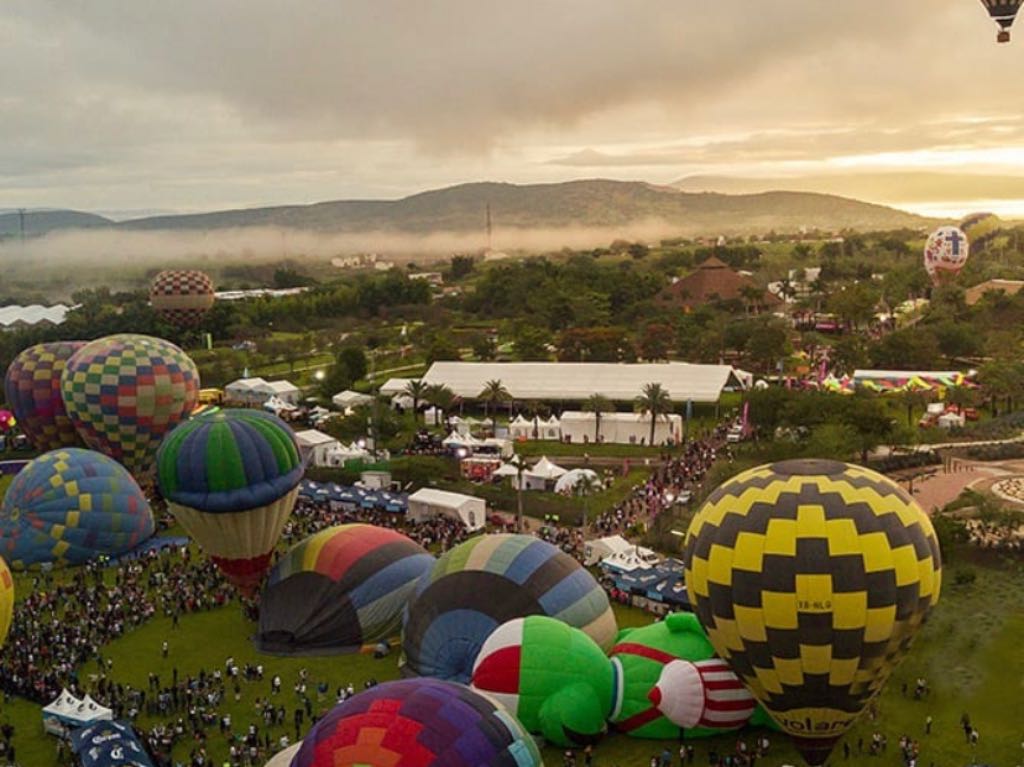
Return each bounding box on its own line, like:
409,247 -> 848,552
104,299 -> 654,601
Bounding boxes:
648,659 -> 756,730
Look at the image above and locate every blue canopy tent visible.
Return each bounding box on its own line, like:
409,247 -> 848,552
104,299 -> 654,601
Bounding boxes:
612,557 -> 692,610
70,720 -> 154,767
296,480 -> 407,513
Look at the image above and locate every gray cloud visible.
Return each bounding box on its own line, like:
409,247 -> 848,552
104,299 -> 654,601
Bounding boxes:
2,1 -> 1022,209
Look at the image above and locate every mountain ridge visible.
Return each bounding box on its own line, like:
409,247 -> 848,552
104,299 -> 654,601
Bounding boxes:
6,180 -> 934,237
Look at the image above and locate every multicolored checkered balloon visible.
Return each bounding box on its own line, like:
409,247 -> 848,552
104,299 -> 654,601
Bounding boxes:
0,556 -> 12,649
682,459 -> 941,766
4,342 -> 87,451
0,448 -> 154,569
149,269 -> 215,328
61,334 -> 200,478
292,678 -> 542,767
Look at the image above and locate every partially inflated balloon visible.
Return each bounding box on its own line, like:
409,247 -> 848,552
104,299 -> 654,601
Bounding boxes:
0,556 -> 12,648
292,678 -> 542,767
923,226 -> 969,286
61,334 -> 200,477
0,449 -> 154,569
256,524 -> 434,655
149,270 -> 215,328
682,459 -> 941,766
156,409 -> 302,593
960,211 -> 1001,255
401,534 -> 616,682
4,342 -> 86,451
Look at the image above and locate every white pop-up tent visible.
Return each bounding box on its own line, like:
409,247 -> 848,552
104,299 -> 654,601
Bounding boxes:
407,488 -> 486,531
42,689 -> 113,736
583,535 -> 634,566
554,468 -> 603,495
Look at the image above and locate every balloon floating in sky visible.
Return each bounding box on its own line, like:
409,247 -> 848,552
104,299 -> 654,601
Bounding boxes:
923,225 -> 969,286
401,533 -> 617,682
0,556 -> 13,649
157,409 -> 303,593
0,448 -> 155,569
959,211 -> 1001,255
4,342 -> 86,451
256,524 -> 435,655
291,678 -> 542,767
682,459 -> 941,766
980,0 -> 1022,42
61,334 -> 200,478
149,269 -> 216,328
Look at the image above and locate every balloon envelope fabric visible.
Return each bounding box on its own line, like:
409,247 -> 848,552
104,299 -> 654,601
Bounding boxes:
256,524 -> 435,655
0,448 -> 155,569
61,334 -> 200,478
4,341 -> 86,451
682,459 -> 941,766
402,533 -> 616,682
0,556 -> 13,648
291,678 -> 542,767
157,409 -> 303,591
149,269 -> 215,327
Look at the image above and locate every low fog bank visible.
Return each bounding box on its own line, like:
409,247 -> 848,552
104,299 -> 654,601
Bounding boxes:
0,219 -> 688,270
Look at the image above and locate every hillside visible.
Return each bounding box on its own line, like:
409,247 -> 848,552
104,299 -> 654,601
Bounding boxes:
673,172 -> 1024,210
0,209 -> 112,237
115,180 -> 931,235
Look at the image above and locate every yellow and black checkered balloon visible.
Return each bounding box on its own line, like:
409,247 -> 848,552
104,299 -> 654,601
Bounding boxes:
682,459 -> 941,766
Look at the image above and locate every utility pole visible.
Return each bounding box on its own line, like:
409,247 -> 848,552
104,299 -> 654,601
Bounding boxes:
485,203 -> 492,253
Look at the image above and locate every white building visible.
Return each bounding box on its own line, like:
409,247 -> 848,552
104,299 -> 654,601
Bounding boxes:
422,361 -> 745,403
294,429 -> 341,467
559,411 -> 684,446
407,488 -> 486,531
258,380 -> 302,406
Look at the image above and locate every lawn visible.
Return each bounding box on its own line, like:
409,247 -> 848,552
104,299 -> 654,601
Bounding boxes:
4,552 -> 1024,767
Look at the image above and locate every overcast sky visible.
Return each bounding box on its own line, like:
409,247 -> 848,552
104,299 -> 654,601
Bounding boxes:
4,1 -> 1024,216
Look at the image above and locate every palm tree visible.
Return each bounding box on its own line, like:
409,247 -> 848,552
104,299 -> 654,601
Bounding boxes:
583,394 -> 612,444
507,453 -> 529,533
634,382 -> 672,446
522,400 -> 549,439
425,384 -> 457,430
403,379 -> 429,422
574,472 -> 601,528
478,379 -> 511,420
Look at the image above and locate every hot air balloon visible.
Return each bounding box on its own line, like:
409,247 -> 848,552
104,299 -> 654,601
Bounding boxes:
960,211 -> 1001,255
61,334 -> 200,478
149,269 -> 216,328
472,615 -> 615,746
0,448 -> 155,569
291,678 -> 543,767
4,342 -> 86,451
0,556 -> 13,649
256,524 -> 435,655
682,459 -> 941,766
980,0 -> 1022,42
401,534 -> 616,682
156,409 -> 303,593
923,225 -> 969,286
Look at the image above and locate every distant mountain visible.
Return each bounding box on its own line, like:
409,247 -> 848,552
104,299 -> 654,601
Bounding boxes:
673,172 -> 1024,208
0,209 -> 112,237
113,180 -> 929,235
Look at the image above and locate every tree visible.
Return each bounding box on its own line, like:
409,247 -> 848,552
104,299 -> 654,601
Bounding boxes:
583,394 -> 612,443
403,379 -> 429,422
425,384 -> 457,429
522,400 -> 550,439
478,379 -> 511,419
471,333 -> 497,361
337,347 -> 368,382
426,336 -> 461,364
744,320 -> 791,375
634,382 -> 672,446
513,325 -> 549,361
450,255 -> 475,280
830,336 -> 869,376
638,323 -> 673,361
932,320 -> 980,364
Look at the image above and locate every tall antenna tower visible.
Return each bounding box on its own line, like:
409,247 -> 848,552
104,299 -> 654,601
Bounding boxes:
485,202 -> 492,253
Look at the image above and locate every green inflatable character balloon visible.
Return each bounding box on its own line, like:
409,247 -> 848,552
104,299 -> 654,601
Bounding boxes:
471,612 -> 769,748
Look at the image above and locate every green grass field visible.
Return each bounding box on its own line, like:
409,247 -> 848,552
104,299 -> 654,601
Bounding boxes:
3,554 -> 1023,767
